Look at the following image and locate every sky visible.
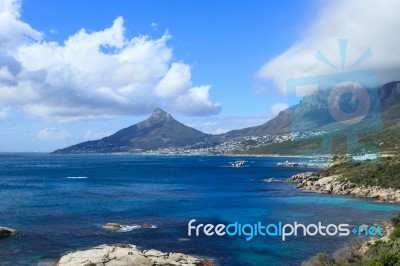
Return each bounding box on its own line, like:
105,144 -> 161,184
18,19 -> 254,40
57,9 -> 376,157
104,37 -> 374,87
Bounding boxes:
0,0 -> 400,152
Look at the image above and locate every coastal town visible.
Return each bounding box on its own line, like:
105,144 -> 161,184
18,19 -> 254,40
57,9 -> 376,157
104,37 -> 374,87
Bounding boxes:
141,130 -> 328,155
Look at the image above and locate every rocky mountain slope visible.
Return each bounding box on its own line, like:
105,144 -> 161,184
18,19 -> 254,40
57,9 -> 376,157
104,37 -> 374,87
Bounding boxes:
53,108 -> 215,153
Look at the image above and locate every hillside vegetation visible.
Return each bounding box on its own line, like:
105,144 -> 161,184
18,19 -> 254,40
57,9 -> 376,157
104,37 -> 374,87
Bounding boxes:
319,155 -> 400,190
238,121 -> 400,156
302,214 -> 400,266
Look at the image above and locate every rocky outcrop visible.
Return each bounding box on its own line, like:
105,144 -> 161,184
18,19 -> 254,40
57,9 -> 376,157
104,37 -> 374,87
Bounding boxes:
277,161 -> 300,167
232,160 -> 247,167
0,226 -> 17,237
288,172 -> 400,203
57,244 -> 214,266
101,223 -> 156,232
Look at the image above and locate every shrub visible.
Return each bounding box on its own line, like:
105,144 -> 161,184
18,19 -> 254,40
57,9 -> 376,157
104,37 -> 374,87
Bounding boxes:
377,251 -> 400,266
301,252 -> 336,266
391,214 -> 400,227
390,227 -> 400,241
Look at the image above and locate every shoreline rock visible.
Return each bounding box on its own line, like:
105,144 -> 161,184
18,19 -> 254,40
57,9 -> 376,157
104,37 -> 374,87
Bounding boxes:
56,244 -> 215,266
288,172 -> 400,203
0,226 -> 17,237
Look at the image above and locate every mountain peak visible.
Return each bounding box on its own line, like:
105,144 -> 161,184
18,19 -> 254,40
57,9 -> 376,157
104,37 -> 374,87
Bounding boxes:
149,108 -> 171,120
53,107 -> 208,153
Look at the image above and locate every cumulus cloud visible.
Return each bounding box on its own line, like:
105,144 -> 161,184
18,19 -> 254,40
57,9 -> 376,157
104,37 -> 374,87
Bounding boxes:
155,62 -> 192,98
271,103 -> 288,115
37,128 -> 71,140
257,0 -> 400,93
0,0 -> 220,121
170,86 -> 221,116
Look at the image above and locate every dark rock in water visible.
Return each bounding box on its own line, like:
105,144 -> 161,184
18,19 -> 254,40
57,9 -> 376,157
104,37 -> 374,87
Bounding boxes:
138,223 -> 155,229
0,226 -> 17,237
102,223 -> 124,231
232,160 -> 247,168
102,223 -> 156,232
277,161 -> 301,167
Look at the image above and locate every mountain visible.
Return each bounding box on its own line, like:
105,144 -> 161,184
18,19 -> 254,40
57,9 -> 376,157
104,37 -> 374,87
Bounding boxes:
225,81 -> 400,138
53,108 -> 213,153
54,81 -> 400,155
239,81 -> 400,155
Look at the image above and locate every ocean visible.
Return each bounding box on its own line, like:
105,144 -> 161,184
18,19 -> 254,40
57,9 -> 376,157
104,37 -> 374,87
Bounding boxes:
0,154 -> 399,265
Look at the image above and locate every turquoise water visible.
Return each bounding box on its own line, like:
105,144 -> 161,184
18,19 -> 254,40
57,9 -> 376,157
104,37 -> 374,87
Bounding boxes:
0,154 -> 399,265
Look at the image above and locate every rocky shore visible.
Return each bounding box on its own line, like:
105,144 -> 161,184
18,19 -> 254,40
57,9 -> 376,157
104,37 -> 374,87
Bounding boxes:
288,172 -> 400,203
56,244 -> 214,266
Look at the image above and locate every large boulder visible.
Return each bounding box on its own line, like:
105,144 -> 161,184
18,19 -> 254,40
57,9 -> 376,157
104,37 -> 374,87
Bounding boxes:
57,244 -> 214,266
0,226 -> 17,237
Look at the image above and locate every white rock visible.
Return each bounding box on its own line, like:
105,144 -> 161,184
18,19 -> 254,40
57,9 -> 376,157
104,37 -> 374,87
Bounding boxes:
57,244 -> 213,266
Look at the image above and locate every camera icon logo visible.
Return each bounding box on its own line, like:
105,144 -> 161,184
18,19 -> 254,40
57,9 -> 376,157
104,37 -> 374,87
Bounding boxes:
286,40 -> 381,160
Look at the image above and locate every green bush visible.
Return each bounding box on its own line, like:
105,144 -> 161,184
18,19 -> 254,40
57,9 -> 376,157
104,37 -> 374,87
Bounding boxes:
301,252 -> 336,266
391,214 -> 400,227
390,227 -> 400,241
362,260 -> 384,266
377,251 -> 400,266
320,155 -> 400,189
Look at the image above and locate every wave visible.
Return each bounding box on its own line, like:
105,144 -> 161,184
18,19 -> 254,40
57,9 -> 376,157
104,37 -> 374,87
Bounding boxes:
66,176 -> 89,179
117,224 -> 157,232
118,225 -> 140,232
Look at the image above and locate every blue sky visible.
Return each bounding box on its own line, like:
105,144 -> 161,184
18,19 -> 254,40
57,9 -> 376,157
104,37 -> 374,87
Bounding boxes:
0,0 -> 399,151
20,0 -> 316,115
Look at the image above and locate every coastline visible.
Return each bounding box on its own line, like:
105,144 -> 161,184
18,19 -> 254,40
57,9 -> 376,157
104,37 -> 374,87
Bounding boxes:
302,220 -> 398,265
288,172 -> 400,203
289,172 -> 400,265
52,151 -> 332,160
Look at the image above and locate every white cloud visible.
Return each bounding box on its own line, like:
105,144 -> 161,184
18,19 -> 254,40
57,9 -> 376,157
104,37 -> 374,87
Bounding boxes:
37,128 -> 71,140
0,0 -> 220,121
170,86 -> 221,116
270,102 -> 288,115
257,0 -> 400,93
83,129 -> 110,140
155,62 -> 192,98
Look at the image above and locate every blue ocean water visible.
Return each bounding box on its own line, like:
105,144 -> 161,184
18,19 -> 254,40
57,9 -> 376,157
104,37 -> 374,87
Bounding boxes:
0,154 -> 399,265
